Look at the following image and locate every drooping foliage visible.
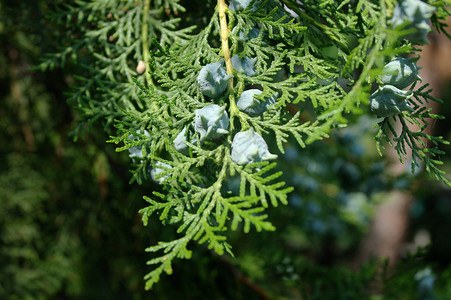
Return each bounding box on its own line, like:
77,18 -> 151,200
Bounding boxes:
35,0 -> 451,292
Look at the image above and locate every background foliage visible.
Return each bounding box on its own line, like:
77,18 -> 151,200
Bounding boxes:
1,0 -> 451,299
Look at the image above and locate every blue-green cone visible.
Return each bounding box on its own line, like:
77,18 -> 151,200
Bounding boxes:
391,0 -> 436,44
128,130 -> 150,160
194,104 -> 229,142
229,0 -> 259,11
231,55 -> 257,77
380,57 -> 422,89
150,161 -> 172,184
174,126 -> 198,155
369,85 -> 414,117
197,59 -> 233,98
236,89 -> 277,117
231,129 -> 277,165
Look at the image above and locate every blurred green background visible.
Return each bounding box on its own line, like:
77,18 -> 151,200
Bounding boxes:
1,1 -> 451,299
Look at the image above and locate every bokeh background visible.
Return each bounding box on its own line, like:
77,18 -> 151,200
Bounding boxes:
1,1 -> 451,299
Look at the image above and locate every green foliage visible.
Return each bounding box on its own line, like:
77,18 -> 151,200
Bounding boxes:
34,0 -> 451,293
38,0 -> 194,138
1,4 -> 154,297
375,84 -> 450,185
